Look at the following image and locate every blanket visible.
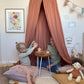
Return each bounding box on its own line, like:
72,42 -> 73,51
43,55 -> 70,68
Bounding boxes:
52,74 -> 84,84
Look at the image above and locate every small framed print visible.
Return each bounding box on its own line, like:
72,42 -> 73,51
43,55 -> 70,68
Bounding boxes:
5,8 -> 25,33
68,21 -> 76,28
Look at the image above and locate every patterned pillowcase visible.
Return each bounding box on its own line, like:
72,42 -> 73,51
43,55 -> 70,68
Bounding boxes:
3,69 -> 27,82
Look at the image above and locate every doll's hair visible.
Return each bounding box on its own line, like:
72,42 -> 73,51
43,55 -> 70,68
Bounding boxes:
72,58 -> 83,65
16,42 -> 27,52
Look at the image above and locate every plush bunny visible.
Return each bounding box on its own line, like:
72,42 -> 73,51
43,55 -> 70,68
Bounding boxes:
71,47 -> 79,58
66,59 -> 84,83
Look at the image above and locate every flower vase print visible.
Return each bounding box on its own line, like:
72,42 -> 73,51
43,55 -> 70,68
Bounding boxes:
10,12 -> 19,29
5,8 -> 25,33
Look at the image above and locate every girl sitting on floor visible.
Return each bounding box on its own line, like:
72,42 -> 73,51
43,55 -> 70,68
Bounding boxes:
11,41 -> 38,84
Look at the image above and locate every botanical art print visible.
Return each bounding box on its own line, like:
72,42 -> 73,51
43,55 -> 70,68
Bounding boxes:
5,8 -> 25,33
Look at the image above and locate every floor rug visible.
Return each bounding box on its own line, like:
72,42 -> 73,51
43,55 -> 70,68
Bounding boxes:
52,74 -> 84,84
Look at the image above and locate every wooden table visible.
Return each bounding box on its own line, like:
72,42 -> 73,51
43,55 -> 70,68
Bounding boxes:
35,50 -> 51,75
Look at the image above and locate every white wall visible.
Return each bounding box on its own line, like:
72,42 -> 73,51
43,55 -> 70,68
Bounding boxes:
57,0 -> 84,55
0,20 -> 1,64
0,0 -> 84,64
0,0 -> 30,64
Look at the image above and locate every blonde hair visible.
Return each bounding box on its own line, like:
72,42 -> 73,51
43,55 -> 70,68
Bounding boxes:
16,42 -> 27,52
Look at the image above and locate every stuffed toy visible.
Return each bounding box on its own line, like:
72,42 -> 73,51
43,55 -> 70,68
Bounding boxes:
8,82 -> 19,84
66,59 -> 84,83
71,47 -> 79,58
13,82 -> 19,84
37,47 -> 42,51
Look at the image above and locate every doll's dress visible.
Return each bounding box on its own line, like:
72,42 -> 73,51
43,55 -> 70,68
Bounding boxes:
72,68 -> 80,78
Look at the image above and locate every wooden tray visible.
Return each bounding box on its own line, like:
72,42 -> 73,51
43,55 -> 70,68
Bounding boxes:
35,51 -> 51,57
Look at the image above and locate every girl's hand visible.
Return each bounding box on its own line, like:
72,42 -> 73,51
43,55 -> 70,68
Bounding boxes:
32,42 -> 38,50
46,64 -> 53,70
31,41 -> 35,45
33,42 -> 38,48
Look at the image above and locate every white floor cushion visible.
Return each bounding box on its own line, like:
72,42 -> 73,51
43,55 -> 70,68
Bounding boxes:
36,69 -> 59,84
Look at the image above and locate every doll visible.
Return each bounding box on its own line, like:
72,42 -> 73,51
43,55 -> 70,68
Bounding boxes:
66,59 -> 84,83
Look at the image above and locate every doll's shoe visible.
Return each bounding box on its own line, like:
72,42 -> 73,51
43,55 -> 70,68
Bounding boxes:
76,79 -> 80,83
76,76 -> 81,83
68,76 -> 72,81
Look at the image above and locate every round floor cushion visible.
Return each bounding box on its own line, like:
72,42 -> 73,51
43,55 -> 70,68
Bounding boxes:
36,76 -> 59,84
36,69 -> 59,84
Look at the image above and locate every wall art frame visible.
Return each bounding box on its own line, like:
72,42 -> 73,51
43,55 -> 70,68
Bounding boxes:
5,8 -> 25,33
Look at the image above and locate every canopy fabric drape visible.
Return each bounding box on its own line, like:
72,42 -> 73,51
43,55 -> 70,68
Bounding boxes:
35,6 -> 51,50
25,0 -> 72,66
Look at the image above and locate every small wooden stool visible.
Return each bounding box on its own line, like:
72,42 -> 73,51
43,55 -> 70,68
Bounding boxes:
35,50 -> 51,75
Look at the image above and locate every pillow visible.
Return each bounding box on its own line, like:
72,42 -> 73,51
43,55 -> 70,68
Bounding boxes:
56,65 -> 73,73
80,66 -> 84,73
3,69 -> 27,82
56,65 -> 84,74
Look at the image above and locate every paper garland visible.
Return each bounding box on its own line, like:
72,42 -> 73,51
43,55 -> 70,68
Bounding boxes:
64,0 -> 84,15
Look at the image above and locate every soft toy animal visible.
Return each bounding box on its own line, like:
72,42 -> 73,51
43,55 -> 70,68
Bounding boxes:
71,47 -> 79,58
66,59 -> 84,83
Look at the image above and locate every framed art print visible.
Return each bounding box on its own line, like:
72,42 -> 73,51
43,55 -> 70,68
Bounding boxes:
5,8 -> 25,33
